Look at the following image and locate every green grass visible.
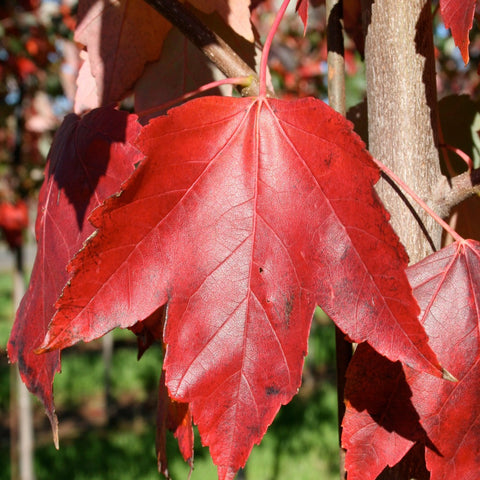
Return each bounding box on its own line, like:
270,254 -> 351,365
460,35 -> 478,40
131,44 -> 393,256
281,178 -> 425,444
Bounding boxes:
0,270 -> 340,480
0,272 -> 13,345
0,271 -> 14,418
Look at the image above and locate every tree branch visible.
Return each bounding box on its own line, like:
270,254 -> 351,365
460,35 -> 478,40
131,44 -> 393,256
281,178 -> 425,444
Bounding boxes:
142,0 -> 260,96
433,168 -> 480,218
327,0 -> 346,116
326,2 -> 349,480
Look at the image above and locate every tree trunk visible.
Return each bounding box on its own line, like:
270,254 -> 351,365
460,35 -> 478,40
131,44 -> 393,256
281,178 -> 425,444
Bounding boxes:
9,83 -> 35,480
360,0 -> 441,478
11,247 -> 35,480
102,332 -> 114,423
363,0 -> 443,263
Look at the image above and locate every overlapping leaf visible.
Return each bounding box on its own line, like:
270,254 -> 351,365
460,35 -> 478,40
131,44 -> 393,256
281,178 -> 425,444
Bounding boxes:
295,0 -> 309,33
343,343 -> 430,480
7,108 -> 141,436
156,371 -> 194,479
74,0 -> 255,109
191,0 -> 254,41
134,28 -> 229,122
129,308 -> 193,477
134,10 -> 260,121
128,305 -> 165,359
343,239 -> 480,479
75,51 -> 100,115
40,96 -> 441,478
75,0 -> 171,106
440,0 -> 477,64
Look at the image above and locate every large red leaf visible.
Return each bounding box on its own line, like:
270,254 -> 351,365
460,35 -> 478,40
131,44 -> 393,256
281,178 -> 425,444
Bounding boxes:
440,0 -> 476,64
41,96 -> 441,478
7,108 -> 141,436
343,239 -> 480,479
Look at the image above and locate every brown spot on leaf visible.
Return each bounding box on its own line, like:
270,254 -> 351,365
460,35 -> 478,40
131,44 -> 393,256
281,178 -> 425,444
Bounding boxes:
266,386 -> 280,396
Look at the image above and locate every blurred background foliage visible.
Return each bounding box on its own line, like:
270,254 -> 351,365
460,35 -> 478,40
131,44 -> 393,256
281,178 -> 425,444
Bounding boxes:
1,0 -> 480,479
0,287 -> 339,480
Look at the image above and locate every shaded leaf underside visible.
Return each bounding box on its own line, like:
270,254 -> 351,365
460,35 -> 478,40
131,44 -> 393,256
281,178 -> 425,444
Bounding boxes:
74,0 -> 255,109
75,0 -> 171,106
407,240 -> 480,479
7,108 -> 141,434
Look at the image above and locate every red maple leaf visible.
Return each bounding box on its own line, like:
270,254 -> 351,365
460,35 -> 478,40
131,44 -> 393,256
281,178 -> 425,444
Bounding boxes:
39,96 -> 441,478
343,239 -> 480,479
189,0 -> 254,42
440,0 -> 477,64
134,29 -> 228,122
7,108 -> 141,437
73,0 -> 255,111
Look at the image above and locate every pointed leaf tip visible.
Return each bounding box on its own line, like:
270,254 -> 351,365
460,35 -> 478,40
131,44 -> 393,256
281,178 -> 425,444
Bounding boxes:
295,0 -> 309,34
440,0 -> 476,64
217,465 -> 238,480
